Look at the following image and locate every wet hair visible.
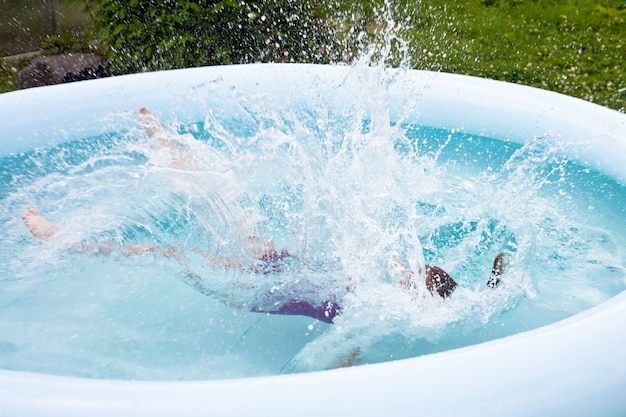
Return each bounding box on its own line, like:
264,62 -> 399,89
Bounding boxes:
425,264 -> 458,298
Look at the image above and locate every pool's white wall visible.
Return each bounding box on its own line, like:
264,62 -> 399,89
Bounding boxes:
1,64 -> 625,417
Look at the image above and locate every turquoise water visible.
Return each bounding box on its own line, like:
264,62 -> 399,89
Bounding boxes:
1,99 -> 625,379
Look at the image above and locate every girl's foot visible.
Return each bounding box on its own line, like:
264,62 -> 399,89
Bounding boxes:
139,107 -> 194,170
22,206 -> 58,241
138,106 -> 162,137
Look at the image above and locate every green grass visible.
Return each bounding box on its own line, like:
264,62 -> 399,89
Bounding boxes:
399,0 -> 626,111
1,0 -> 625,112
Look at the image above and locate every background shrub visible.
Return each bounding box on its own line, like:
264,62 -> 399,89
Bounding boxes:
82,0 -> 349,74
2,0 -> 624,111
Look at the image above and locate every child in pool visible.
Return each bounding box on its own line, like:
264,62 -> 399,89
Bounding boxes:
22,205 -> 505,323
22,106 -> 506,324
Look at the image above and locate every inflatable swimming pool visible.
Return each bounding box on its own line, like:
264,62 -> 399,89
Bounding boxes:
1,64 -> 625,416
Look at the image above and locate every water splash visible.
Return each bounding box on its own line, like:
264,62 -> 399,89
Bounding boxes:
2,62 -> 625,378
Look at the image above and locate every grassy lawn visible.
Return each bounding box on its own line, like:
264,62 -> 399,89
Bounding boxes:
1,0 -> 624,112
400,0 -> 626,111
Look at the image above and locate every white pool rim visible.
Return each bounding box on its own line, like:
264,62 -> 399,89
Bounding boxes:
1,64 -> 625,417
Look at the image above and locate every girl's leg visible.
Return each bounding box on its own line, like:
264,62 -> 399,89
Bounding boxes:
22,207 -> 180,259
138,107 -> 194,170
138,106 -> 163,137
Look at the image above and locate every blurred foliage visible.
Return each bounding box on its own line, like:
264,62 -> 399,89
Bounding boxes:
0,0 -> 92,56
41,34 -> 93,55
0,57 -> 31,93
81,0 -> 349,73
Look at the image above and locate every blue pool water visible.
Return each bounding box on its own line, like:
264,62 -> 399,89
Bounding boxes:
1,95 -> 625,379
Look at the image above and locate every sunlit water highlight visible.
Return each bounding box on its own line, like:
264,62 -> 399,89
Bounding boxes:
1,66 -> 625,379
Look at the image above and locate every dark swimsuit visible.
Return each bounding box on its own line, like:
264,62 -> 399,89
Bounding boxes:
250,250 -> 341,323
254,299 -> 341,324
